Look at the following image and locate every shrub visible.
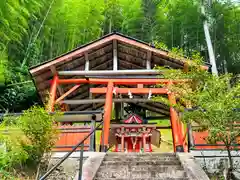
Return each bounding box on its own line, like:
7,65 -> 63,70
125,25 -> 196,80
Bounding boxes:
0,105 -> 61,178
0,122 -> 29,179
18,106 -> 61,164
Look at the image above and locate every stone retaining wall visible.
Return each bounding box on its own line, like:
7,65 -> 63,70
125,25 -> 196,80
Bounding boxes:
43,152 -> 97,180
191,150 -> 240,178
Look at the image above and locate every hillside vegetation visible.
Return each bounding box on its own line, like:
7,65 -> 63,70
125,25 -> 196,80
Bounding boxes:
0,0 -> 239,112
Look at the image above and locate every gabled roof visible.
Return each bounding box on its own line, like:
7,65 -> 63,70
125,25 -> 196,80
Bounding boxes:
123,114 -> 143,124
29,32 -> 208,113
29,32 -> 187,75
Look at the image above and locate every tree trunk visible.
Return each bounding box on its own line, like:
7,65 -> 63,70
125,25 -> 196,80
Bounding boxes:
226,145 -> 234,180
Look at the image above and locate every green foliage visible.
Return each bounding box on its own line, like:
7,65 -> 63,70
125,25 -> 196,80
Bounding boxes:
0,118 -> 30,179
118,0 -> 143,37
155,50 -> 240,178
41,0 -> 105,58
0,0 -> 240,112
211,1 -> 240,74
0,51 -> 7,88
0,126 -> 29,170
18,106 -> 61,163
153,41 -> 168,51
0,106 -> 61,178
0,80 -> 38,113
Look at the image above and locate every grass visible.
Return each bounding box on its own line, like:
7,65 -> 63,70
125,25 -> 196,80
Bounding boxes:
149,119 -> 173,152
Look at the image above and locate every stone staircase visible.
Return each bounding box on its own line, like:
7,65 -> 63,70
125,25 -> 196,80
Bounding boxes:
93,153 -> 188,180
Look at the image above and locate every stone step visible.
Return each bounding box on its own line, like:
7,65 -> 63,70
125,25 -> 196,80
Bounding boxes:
94,178 -> 187,180
94,169 -> 187,179
98,164 -> 183,172
103,156 -> 178,161
101,160 -> 182,166
106,152 -> 176,157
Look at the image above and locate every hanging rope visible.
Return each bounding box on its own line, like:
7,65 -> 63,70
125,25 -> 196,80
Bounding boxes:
21,0 -> 55,68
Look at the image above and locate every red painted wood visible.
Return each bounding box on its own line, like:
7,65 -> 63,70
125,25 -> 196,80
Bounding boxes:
193,131 -> 240,150
90,87 -> 168,94
102,82 -> 114,147
48,75 -> 58,112
53,126 -> 91,152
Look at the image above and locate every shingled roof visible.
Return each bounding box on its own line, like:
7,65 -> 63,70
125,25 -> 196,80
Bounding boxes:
29,32 -> 208,115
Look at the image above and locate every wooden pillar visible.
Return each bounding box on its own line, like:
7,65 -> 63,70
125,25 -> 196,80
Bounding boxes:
119,94 -> 124,119
84,52 -> 89,71
139,140 -> 142,151
101,81 -> 114,152
146,51 -> 152,70
143,134 -> 146,152
114,102 -> 121,121
179,114 -> 186,151
89,114 -> 96,151
121,135 -> 124,152
48,75 -> 58,112
113,40 -> 118,71
168,92 -> 184,152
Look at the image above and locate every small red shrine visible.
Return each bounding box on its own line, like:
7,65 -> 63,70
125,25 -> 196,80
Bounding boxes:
110,114 -> 161,152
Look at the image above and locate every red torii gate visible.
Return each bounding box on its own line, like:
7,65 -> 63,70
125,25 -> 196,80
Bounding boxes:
29,33 -> 210,153
48,76 -> 187,152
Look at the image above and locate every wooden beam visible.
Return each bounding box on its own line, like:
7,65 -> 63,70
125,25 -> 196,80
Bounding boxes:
57,78 -> 187,85
113,39 -> 118,71
55,85 -> 80,104
84,52 -> 89,71
146,51 -> 152,69
60,98 -> 158,104
50,66 -> 65,95
57,114 -> 102,122
50,66 -> 69,110
84,75 -> 160,79
58,69 -> 162,76
90,87 -> 168,94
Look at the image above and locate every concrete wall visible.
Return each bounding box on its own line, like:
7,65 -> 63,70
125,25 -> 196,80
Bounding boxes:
45,152 -> 96,180
191,150 -> 240,178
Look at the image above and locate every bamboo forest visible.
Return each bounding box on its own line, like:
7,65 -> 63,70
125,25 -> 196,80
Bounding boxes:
0,0 -> 240,113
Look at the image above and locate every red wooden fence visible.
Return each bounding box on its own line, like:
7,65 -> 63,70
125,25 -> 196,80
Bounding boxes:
53,125 -> 91,152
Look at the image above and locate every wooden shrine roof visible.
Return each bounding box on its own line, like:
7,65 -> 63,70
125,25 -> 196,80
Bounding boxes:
29,32 -> 208,115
